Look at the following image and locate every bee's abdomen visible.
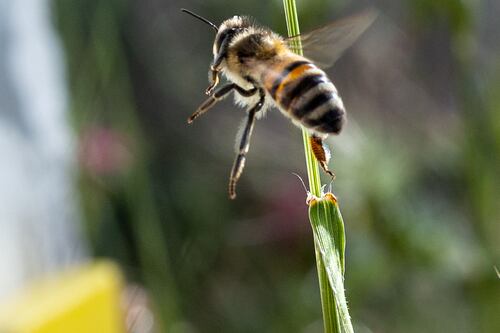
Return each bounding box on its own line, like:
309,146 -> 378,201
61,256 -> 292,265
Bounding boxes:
265,60 -> 345,135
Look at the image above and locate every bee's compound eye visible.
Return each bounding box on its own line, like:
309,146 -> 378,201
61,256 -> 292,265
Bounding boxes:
214,28 -> 241,54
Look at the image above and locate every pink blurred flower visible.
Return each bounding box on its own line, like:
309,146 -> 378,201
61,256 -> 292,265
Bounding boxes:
79,126 -> 133,177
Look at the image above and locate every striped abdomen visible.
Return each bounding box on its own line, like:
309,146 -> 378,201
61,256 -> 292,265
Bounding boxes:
264,59 -> 345,135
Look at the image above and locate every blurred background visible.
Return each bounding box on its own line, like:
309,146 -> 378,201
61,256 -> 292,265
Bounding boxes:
0,0 -> 499,332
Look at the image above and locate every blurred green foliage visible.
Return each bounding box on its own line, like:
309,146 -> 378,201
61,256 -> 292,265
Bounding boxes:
52,0 -> 499,332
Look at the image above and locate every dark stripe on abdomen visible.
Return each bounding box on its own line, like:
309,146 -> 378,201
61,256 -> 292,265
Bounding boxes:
280,74 -> 325,109
292,92 -> 332,119
270,60 -> 309,99
303,107 -> 346,134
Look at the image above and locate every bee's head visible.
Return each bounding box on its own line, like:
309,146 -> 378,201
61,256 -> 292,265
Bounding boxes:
181,10 -> 252,59
213,16 -> 251,56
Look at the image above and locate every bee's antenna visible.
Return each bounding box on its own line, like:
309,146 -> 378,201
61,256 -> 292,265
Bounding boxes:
181,8 -> 218,32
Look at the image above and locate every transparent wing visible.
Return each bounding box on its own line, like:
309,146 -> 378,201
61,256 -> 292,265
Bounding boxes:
286,9 -> 378,69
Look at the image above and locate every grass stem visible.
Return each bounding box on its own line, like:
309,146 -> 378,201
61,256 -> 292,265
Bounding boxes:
282,1 -> 353,332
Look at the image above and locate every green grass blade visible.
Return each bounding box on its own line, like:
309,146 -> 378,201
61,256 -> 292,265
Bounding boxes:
309,194 -> 352,333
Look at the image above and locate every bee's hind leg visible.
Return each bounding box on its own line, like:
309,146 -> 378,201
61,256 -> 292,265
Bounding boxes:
310,135 -> 336,179
188,84 -> 257,124
228,88 -> 265,199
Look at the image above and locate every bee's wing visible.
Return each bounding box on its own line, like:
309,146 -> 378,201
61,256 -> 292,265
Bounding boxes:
285,9 -> 378,69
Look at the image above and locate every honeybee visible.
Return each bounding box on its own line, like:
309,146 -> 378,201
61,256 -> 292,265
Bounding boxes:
182,8 -> 377,199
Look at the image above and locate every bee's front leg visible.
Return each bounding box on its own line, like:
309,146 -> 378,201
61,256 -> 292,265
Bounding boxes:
206,65 -> 220,95
206,36 -> 232,95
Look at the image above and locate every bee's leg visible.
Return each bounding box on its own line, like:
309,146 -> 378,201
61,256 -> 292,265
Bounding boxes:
206,66 -> 220,96
206,30 -> 254,95
188,84 -> 257,124
228,89 -> 265,199
310,135 -> 336,179
206,40 -> 230,95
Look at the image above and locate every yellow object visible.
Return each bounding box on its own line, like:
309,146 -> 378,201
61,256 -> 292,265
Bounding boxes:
0,261 -> 125,333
